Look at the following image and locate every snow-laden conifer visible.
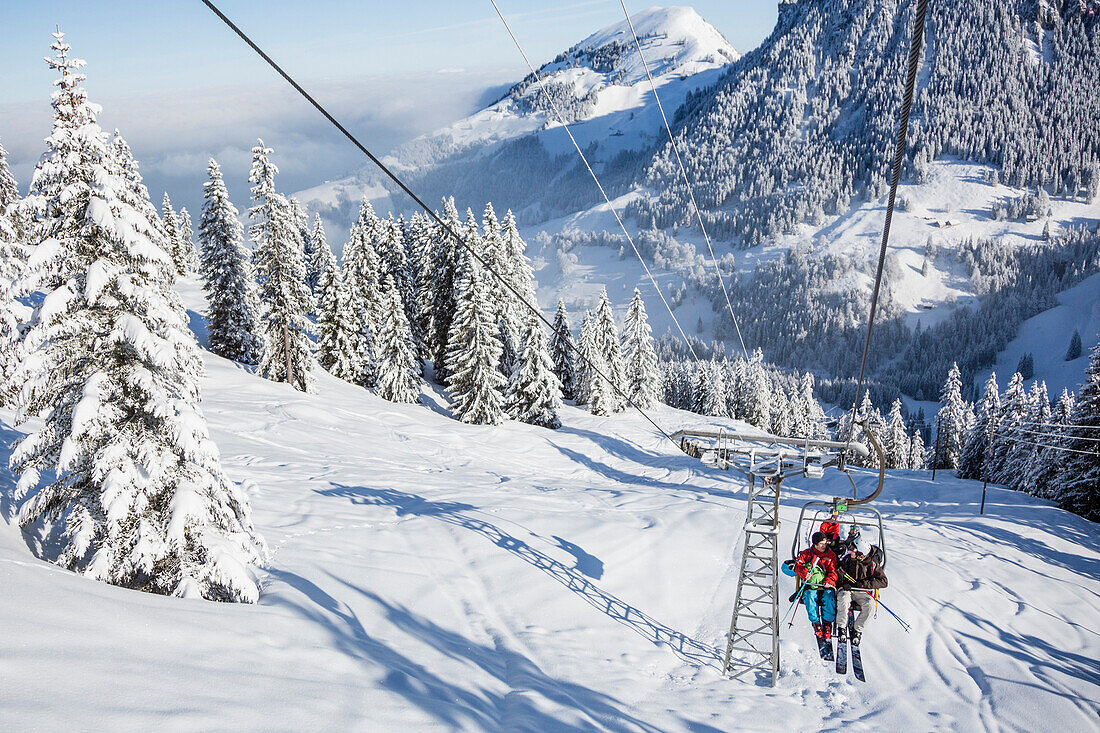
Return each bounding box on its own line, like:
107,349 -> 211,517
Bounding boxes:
909,430 -> 926,469
308,214 -> 331,297
405,212 -> 433,361
549,299 -> 577,401
1056,337 -> 1100,519
507,313 -> 562,429
770,384 -> 792,436
591,288 -> 626,414
288,197 -> 314,295
576,311 -> 600,408
621,288 -> 660,409
958,372 -> 1000,480
376,215 -> 419,358
316,258 -> 358,382
374,274 -> 421,404
0,138 -> 22,242
884,399 -> 911,470
934,362 -> 969,470
742,349 -> 772,430
445,242 -> 505,425
11,33 -> 264,601
342,218 -> 383,387
161,192 -> 182,277
426,198 -> 461,382
0,139 -> 28,391
197,159 -> 263,365
1030,389 -> 1074,500
249,143 -> 314,391
177,207 -> 195,273
988,372 -> 1026,482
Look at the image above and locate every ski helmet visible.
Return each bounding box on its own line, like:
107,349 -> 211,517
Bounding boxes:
855,536 -> 872,557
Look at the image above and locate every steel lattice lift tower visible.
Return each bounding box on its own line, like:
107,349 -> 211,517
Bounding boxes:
673,427 -> 882,685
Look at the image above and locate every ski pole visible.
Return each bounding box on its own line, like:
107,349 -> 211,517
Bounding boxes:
870,594 -> 911,633
782,583 -> 808,627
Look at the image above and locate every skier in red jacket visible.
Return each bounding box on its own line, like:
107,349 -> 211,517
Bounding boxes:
794,531 -> 840,641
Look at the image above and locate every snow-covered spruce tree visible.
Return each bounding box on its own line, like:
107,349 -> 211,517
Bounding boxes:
177,207 -> 195,274
742,349 -> 772,431
404,212 -> 434,362
374,273 -> 421,404
799,372 -> 829,439
690,361 -> 711,415
770,383 -> 792,437
507,312 -> 562,429
197,159 -> 263,365
288,197 -> 314,295
376,214 -> 421,363
109,131 -> 167,246
499,208 -> 537,344
308,214 -> 331,297
621,288 -> 660,409
576,311 -> 601,409
935,362 -> 969,470
445,244 -> 505,425
161,192 -> 182,277
339,223 -> 371,385
1066,329 -> 1083,361
0,138 -> 25,243
884,399 -> 910,470
248,142 -> 314,391
1030,388 -> 1075,501
1056,337 -> 1100,520
10,33 -> 264,601
549,299 -> 577,401
1014,380 -> 1051,495
958,372 -> 1000,480
315,257 -> 358,381
591,288 -> 626,414
0,139 -> 28,394
426,199 -> 461,383
988,371 -> 1026,483
909,430 -> 926,469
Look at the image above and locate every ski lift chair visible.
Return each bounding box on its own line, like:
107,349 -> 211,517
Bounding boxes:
790,422 -> 888,566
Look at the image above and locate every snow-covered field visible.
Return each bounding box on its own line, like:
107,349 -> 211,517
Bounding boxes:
1,279 -> 1097,731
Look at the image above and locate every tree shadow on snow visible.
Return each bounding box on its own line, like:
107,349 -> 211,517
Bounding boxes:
262,565 -> 721,731
315,484 -> 723,672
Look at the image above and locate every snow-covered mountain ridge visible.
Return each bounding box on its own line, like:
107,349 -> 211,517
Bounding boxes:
297,7 -> 737,226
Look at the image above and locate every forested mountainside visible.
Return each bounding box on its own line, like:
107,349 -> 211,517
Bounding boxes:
631,0 -> 1100,244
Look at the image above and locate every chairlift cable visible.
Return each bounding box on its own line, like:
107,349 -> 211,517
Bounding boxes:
1010,427 -> 1100,443
197,0 -> 681,447
1011,438 -> 1099,457
844,0 -> 929,448
489,0 -> 701,361
617,0 -> 749,358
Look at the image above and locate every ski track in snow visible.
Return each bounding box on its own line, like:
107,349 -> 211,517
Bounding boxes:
0,276 -> 1098,730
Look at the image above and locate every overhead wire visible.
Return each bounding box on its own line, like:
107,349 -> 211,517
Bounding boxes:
844,0 -> 929,448
1010,438 -> 1099,457
489,0 -> 701,361
197,0 -> 681,447
1010,426 -> 1100,443
617,0 -> 748,358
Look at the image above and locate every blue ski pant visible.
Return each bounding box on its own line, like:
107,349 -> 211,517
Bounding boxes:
803,586 -> 837,624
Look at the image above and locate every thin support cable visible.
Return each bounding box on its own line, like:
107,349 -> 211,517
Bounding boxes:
618,0 -> 748,358
1012,439 -> 1099,457
845,0 -> 929,447
198,0 -> 679,446
489,0 -> 700,361
1010,427 -> 1100,443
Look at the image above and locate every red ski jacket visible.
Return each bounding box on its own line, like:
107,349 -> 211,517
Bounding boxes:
794,546 -> 839,587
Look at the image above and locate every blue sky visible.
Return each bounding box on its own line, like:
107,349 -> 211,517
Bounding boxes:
1,1 -> 779,218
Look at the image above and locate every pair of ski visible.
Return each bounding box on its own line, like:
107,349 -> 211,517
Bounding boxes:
834,630 -> 864,682
822,611 -> 864,682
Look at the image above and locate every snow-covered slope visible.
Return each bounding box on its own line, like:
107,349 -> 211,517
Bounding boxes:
1,276 -> 1098,730
295,7 -> 737,229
